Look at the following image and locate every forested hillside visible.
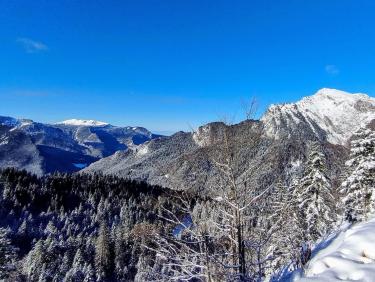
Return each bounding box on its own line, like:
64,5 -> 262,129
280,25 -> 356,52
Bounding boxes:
0,168 -> 185,281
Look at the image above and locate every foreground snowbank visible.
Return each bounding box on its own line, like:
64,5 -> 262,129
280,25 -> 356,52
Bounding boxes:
293,217 -> 375,281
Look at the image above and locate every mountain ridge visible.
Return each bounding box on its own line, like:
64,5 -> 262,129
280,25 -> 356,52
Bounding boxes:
84,88 -> 374,193
0,116 -> 161,174
262,88 -> 375,145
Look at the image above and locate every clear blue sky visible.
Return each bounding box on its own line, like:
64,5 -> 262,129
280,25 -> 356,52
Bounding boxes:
1,0 -> 375,133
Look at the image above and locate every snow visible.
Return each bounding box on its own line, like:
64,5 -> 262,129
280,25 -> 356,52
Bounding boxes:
0,117 -> 34,131
291,160 -> 302,169
136,144 -> 149,157
56,119 -> 109,127
19,120 -> 33,127
262,88 -> 375,145
0,136 -> 9,145
295,217 -> 375,281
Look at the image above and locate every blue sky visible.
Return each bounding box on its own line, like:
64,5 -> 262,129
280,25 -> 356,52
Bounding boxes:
1,0 -> 375,133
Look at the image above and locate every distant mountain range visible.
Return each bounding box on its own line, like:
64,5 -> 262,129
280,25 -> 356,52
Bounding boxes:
1,88 -> 374,193
84,88 -> 375,193
0,117 -> 162,174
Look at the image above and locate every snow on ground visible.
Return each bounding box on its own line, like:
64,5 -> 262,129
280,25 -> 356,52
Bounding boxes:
291,217 -> 375,281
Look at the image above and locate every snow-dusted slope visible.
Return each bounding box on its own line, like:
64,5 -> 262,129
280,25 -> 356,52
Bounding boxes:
262,88 -> 375,145
294,217 -> 375,281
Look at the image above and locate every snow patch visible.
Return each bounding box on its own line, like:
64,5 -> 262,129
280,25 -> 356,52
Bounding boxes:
291,160 -> 302,169
136,144 -> 149,157
19,120 -> 33,127
0,137 -> 9,146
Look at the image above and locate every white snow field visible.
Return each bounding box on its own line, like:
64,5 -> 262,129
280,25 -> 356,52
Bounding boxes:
291,217 -> 375,281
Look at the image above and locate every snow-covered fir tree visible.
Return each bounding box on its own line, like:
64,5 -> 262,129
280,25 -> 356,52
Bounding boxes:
0,228 -> 17,280
294,144 -> 336,243
270,179 -> 304,271
95,222 -> 112,281
341,127 -> 375,222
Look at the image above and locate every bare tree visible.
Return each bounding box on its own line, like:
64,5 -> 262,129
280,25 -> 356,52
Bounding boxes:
144,193 -> 218,281
205,121 -> 271,280
147,100 -> 277,280
241,97 -> 258,121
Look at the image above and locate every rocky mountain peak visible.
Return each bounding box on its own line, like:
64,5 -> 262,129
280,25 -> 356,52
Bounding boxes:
192,122 -> 227,147
262,88 -> 375,145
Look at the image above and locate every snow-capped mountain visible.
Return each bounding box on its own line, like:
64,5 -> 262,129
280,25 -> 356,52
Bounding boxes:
262,88 -> 375,145
53,120 -> 160,157
56,119 -> 109,127
0,116 -> 161,174
84,88 -> 375,193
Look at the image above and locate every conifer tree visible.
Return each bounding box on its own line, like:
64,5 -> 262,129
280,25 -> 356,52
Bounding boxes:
83,264 -> 96,282
0,228 -> 17,280
95,222 -> 112,280
295,144 -> 335,242
270,180 -> 302,270
341,128 -> 375,222
25,240 -> 45,281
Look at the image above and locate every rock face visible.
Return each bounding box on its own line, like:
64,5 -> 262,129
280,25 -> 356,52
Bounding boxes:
84,89 -> 375,193
0,117 -> 160,174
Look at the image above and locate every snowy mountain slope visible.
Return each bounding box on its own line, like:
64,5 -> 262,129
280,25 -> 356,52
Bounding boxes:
85,120 -> 347,196
53,121 -> 160,158
0,116 -> 160,174
85,88 -> 366,192
84,130 -> 200,188
291,217 -> 375,281
0,124 -> 44,175
262,88 -> 375,145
